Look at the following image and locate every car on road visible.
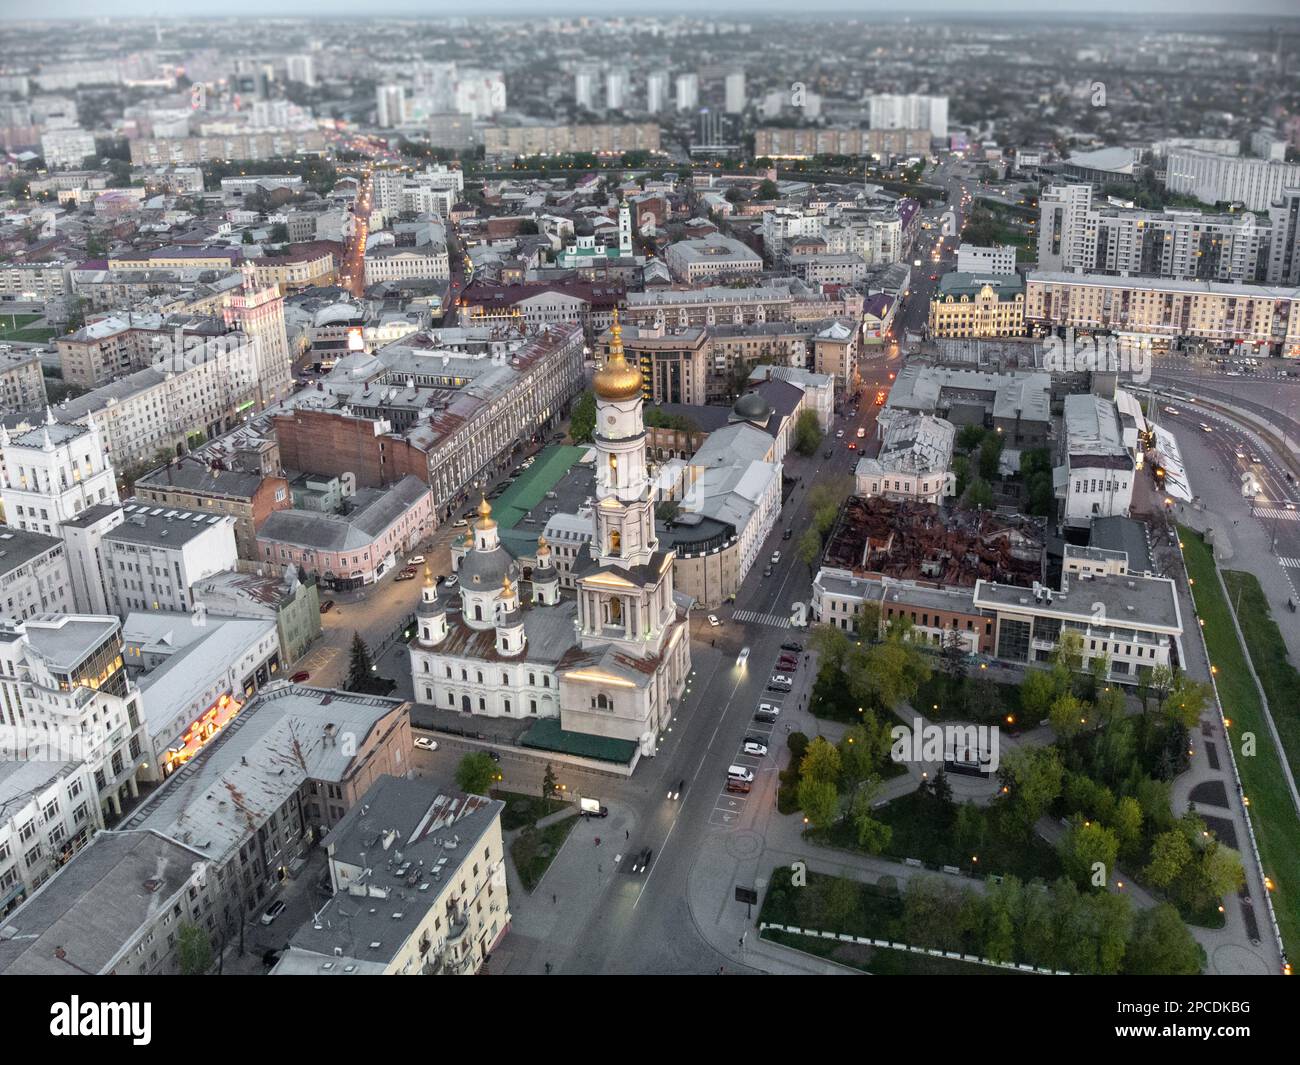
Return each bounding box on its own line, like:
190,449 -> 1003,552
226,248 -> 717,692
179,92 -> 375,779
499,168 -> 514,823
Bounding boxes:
260,899 -> 287,926
444,574 -> 459,588
1163,406 -> 1180,415
1199,423 -> 1213,432
395,567 -> 418,581
668,778 -> 685,800
452,519 -> 468,528
743,740 -> 768,756
707,614 -> 721,627
414,736 -> 439,751
736,646 -> 751,667
770,551 -> 781,565
291,671 -> 311,683
631,847 -> 653,873
763,566 -> 773,577
847,442 -> 858,450
1286,502 -> 1297,510
319,599 -> 335,614
782,528 -> 792,540
727,765 -> 755,783
836,429 -> 844,438
780,642 -> 804,653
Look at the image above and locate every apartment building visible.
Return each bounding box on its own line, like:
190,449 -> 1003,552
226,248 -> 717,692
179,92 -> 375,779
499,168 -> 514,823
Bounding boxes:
0,760 -> 102,918
1164,148 -> 1300,212
272,775 -> 509,976
754,126 -> 931,159
594,323 -> 709,405
102,502 -> 239,615
0,418 -> 119,534
482,122 -> 660,161
0,613 -> 148,820
0,262 -> 69,301
956,243 -> 1017,276
127,129 -> 327,166
1023,271 -> 1300,356
0,349 -> 46,415
0,528 -> 74,620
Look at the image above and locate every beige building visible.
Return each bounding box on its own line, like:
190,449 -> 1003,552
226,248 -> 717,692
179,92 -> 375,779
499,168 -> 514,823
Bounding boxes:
483,122 -> 660,161
272,776 -> 509,976
1025,271 -> 1300,356
929,272 -> 1026,339
811,319 -> 862,389
0,349 -> 46,414
364,245 -> 450,286
594,323 -> 710,405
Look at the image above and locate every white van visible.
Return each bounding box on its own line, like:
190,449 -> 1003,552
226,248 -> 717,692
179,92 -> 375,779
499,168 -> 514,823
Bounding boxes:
727,765 -> 755,783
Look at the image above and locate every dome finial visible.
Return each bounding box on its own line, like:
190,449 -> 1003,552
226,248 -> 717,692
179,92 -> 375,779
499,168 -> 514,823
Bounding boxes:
593,308 -> 641,401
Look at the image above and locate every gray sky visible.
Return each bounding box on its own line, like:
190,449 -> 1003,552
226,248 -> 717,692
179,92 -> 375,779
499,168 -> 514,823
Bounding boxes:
5,1 -> 1299,19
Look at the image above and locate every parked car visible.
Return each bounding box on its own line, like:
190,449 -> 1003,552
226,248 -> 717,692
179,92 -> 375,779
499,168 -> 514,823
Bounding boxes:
707,614 -> 721,627
444,575 -> 459,588
780,642 -> 804,653
291,671 -> 310,683
777,657 -> 798,671
631,847 -> 653,874
770,551 -> 781,565
766,681 -> 792,694
668,778 -> 685,801
395,567 -> 418,581
408,555 -> 425,565
756,702 -> 781,718
414,736 -> 438,751
836,429 -> 845,438
727,765 -> 755,783
770,673 -> 793,685
260,899 -> 287,926
763,566 -> 773,577
725,779 -> 752,795
319,599 -> 335,614
743,740 -> 768,757
453,519 -> 468,528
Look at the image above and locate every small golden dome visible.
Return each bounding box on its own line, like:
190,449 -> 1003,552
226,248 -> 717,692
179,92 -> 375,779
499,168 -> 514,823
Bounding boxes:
536,535 -> 550,553
502,572 -> 514,596
475,493 -> 497,530
423,564 -> 433,586
593,309 -> 642,402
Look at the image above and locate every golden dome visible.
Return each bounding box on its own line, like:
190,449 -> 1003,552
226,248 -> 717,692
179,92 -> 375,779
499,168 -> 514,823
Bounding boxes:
593,309 -> 642,401
502,572 -> 514,596
423,564 -> 433,586
476,494 -> 497,530
536,535 -> 550,554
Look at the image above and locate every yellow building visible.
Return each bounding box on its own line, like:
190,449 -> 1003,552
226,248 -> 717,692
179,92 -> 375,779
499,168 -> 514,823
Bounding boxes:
929,272 -> 1026,338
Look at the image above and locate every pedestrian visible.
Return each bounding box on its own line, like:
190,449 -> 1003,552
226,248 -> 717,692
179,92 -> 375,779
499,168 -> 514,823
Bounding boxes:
625,829 -> 629,840
552,893 -> 557,905
594,836 -> 601,847
545,962 -> 552,975
598,863 -> 602,873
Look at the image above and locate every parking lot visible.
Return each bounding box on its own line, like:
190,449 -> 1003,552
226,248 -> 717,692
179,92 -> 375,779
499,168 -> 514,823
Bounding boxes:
706,640 -> 804,830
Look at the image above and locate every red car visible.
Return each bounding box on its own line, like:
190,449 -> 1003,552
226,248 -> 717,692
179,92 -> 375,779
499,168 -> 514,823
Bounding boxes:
847,442 -> 858,450
291,671 -> 310,683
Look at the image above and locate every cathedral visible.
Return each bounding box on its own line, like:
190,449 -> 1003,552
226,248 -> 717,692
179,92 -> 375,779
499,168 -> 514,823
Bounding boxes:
409,312 -> 692,767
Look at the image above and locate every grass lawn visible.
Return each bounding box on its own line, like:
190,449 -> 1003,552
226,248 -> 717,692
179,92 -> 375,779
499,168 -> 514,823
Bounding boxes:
819,788 -> 1062,882
509,817 -> 576,892
758,865 -> 1028,975
492,789 -> 568,832
1180,528 -> 1300,961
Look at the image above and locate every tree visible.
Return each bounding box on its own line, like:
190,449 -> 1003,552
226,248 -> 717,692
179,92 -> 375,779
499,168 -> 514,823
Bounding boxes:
1164,675 -> 1212,730
269,222 -> 290,243
757,179 -> 780,200
1144,828 -> 1193,891
177,922 -> 213,975
800,736 -> 842,787
797,776 -> 839,829
1058,817 -> 1120,890
1094,683 -> 1127,728
346,631 -> 375,691
1143,663 -> 1175,716
1052,630 -> 1086,675
940,628 -> 968,689
1123,903 -> 1203,975
849,628 -> 931,712
956,423 -> 987,452
999,746 -> 1064,836
796,526 -> 823,573
847,781 -> 892,852
793,409 -> 823,456
568,390 -> 597,443
961,476 -> 993,510
978,431 -> 1004,481
1112,795 -> 1144,862
1049,690 -> 1088,738
1198,842 -> 1245,900
1020,665 -> 1067,722
455,752 -> 498,795
541,762 -> 558,800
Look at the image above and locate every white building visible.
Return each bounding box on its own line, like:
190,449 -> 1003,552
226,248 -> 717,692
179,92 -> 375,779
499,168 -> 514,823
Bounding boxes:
102,502 -> 239,616
122,612 -> 281,781
664,233 -> 762,283
606,71 -> 628,112
854,411 -> 955,504
868,93 -> 948,141
646,72 -> 669,114
0,760 -> 103,917
724,71 -> 746,114
40,128 -> 96,169
376,84 -> 406,128
408,314 -> 691,770
364,245 -> 450,286
676,73 -> 699,112
956,243 -> 1017,276
0,613 -> 148,820
0,416 -> 119,536
0,528 -> 74,621
1164,148 -> 1300,212
1058,393 -> 1135,529
574,65 -> 599,111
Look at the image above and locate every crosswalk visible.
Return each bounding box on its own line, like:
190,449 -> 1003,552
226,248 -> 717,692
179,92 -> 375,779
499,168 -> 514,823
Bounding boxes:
1255,508 -> 1300,522
731,609 -> 792,630
1277,558 -> 1300,570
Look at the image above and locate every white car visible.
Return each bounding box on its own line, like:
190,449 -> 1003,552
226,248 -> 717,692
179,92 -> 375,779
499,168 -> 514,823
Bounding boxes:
770,551 -> 781,565
445,574 -> 459,588
707,614 -> 721,627
836,430 -> 845,438
260,899 -> 287,926
414,736 -> 438,751
770,673 -> 793,686
408,555 -> 425,565
736,646 -> 751,668
743,740 -> 768,757
756,702 -> 781,718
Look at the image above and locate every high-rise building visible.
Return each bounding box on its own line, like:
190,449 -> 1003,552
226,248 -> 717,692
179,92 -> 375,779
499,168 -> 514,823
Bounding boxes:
0,414 -> 119,537
574,65 -> 599,111
222,267 -> 294,410
868,93 -> 948,141
1165,149 -> 1300,212
286,54 -> 315,87
1266,187 -> 1300,285
453,68 -> 505,120
676,72 -> 699,112
606,71 -> 628,112
376,84 -> 406,128
724,70 -> 746,114
646,71 -> 669,114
